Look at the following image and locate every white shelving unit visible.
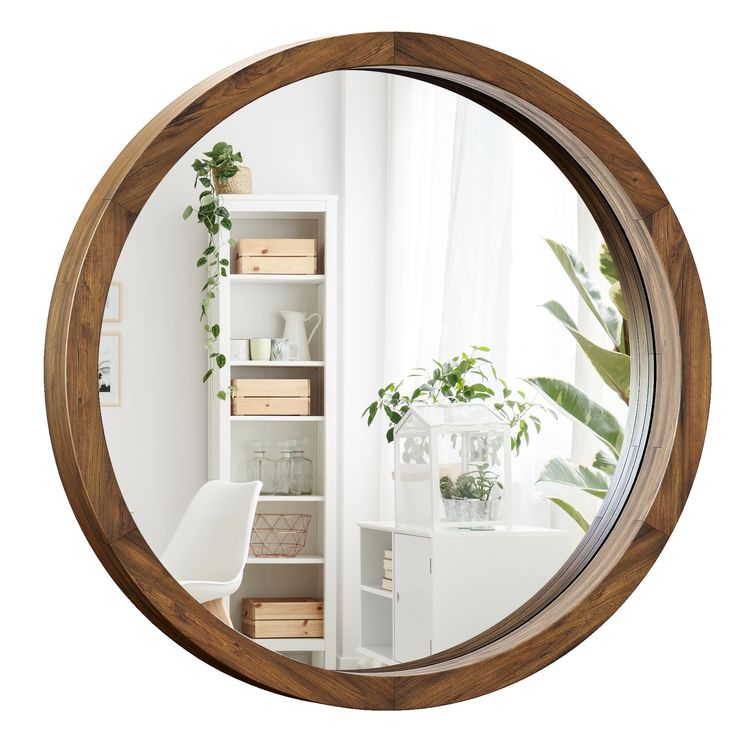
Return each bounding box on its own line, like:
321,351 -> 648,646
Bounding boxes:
208,195 -> 338,669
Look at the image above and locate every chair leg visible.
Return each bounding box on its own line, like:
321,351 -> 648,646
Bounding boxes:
202,597 -> 234,628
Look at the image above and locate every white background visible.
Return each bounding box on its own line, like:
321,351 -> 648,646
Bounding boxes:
1,1 -> 733,732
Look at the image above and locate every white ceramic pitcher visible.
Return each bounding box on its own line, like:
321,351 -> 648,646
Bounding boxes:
280,311 -> 321,361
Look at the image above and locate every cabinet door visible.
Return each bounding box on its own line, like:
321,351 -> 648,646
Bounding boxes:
394,533 -> 432,662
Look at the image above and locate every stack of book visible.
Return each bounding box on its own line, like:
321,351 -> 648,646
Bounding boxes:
381,549 -> 393,591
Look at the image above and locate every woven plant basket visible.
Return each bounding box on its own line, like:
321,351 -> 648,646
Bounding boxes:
249,513 -> 311,558
212,164 -> 252,194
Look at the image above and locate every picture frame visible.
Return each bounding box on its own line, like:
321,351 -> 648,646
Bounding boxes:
98,332 -> 121,407
103,282 -> 122,322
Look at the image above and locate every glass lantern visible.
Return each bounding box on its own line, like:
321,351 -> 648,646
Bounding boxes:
393,404 -> 511,531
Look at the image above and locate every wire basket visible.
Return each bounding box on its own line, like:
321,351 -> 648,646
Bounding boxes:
250,513 -> 311,558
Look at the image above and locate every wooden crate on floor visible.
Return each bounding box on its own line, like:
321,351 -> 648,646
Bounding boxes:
242,597 -> 324,638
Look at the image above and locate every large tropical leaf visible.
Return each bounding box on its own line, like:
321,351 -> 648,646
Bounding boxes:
593,448 -> 617,476
548,496 -> 590,532
541,300 -> 630,402
599,241 -> 620,284
545,238 -> 622,347
538,457 -> 609,499
525,376 -> 624,455
609,281 -> 628,321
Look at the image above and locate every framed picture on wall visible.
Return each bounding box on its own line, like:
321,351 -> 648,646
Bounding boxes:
103,282 -> 122,322
99,333 -> 121,406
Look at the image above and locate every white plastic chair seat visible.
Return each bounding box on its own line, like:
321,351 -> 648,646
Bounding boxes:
160,480 -> 261,605
178,577 -> 244,605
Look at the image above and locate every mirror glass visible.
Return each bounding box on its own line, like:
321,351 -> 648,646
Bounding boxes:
100,71 -> 631,669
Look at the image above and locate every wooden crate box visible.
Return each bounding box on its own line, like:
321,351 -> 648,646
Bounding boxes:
231,378 -> 311,416
235,238 -> 317,275
242,597 -> 324,638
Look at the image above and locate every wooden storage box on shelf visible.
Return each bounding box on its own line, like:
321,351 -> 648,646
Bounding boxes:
235,238 -> 317,275
231,378 -> 311,416
242,597 -> 324,638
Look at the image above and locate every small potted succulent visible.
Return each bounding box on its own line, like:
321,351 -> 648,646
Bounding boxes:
440,464 -> 503,523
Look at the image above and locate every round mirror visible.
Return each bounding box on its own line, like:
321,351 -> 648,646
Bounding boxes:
47,33 -> 708,707
101,70 -> 631,669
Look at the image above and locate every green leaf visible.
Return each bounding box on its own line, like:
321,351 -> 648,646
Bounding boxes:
525,376 -> 624,455
599,241 -> 619,284
593,449 -> 617,476
541,300 -> 630,402
199,193 -> 214,206
215,353 -> 226,369
211,324 -> 220,338
182,205 -> 193,220
548,496 -> 590,532
220,258 -> 230,266
199,177 -> 212,188
609,281 -> 628,321
545,238 -> 622,347
537,457 -> 609,499
204,245 -> 215,256
386,427 -> 394,443
196,256 -> 207,267
202,368 -> 213,383
216,390 -> 227,401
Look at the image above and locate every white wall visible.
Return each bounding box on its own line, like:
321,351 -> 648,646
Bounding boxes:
338,71 -> 388,665
102,73 -> 344,554
102,70 -> 379,664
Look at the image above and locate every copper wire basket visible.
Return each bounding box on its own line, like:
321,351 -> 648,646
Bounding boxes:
249,513 -> 311,558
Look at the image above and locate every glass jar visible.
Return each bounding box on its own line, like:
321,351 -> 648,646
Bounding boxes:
289,450 -> 313,495
274,448 -> 293,496
246,449 -> 274,494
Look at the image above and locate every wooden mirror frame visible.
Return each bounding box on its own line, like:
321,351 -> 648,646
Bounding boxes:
45,33 -> 710,709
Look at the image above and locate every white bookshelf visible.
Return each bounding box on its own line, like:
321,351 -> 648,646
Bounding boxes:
208,195 -> 338,669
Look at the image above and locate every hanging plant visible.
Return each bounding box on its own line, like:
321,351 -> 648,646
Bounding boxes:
182,142 -> 243,400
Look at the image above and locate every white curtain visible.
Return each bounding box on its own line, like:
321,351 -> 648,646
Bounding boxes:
380,76 -> 620,531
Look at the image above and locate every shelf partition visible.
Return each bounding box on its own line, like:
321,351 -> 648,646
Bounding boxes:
247,555 -> 325,565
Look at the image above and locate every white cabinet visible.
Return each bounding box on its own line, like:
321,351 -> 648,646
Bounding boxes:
359,522 -> 574,665
394,534 -> 432,662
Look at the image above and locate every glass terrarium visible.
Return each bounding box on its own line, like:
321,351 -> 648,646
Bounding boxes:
393,404 -> 511,531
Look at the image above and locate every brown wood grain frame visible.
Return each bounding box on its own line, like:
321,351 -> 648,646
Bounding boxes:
44,33 -> 710,709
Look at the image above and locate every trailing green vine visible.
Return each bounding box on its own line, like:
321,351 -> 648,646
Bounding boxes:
182,142 -> 243,400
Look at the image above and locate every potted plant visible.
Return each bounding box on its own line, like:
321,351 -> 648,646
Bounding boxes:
363,345 -> 550,452
182,142 -> 250,399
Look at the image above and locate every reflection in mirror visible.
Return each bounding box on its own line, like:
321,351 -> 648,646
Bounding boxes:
101,71 -> 630,670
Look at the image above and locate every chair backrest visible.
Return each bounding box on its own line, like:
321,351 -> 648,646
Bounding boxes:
160,480 -> 261,584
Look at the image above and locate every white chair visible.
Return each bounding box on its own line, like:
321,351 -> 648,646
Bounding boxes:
160,480 -> 261,627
